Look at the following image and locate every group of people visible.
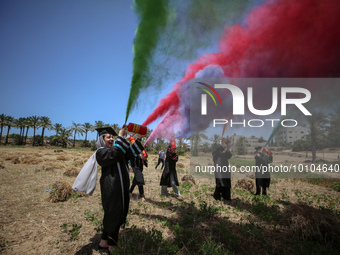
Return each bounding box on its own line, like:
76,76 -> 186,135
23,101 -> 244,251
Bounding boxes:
212,138 -> 273,201
83,127 -> 272,252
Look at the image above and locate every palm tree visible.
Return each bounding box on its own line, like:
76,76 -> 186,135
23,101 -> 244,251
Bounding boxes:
210,134 -> 221,151
235,136 -> 248,155
14,117 -> 26,145
40,116 -> 52,146
52,123 -> 63,135
59,127 -> 72,148
0,114 -> 6,145
29,115 -> 40,146
4,116 -> 14,145
305,112 -> 327,162
190,131 -> 208,156
70,122 -> 85,148
327,105 -> 340,148
23,117 -> 31,145
82,122 -> 93,145
94,121 -> 105,139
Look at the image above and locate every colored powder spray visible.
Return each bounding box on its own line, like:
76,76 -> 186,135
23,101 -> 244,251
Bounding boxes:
144,0 -> 340,143
125,0 -> 169,124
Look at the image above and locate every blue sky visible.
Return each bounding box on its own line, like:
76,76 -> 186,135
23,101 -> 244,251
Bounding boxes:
0,0 -> 176,141
1,0 -> 293,143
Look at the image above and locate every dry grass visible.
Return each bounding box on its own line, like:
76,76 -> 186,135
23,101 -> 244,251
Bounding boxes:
56,155 -> 70,161
21,156 -> 43,165
49,181 -> 75,203
63,167 -> 80,177
235,178 -> 255,193
282,203 -> 340,247
181,174 -> 196,185
0,146 -> 339,255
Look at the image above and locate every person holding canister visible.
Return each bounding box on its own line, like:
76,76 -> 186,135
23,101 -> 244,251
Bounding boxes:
212,138 -> 232,201
160,140 -> 181,197
254,146 -> 272,195
95,126 -> 144,252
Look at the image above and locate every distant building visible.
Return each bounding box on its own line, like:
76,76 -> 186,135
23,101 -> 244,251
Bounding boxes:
274,127 -> 307,145
229,133 -> 260,148
246,135 -> 259,148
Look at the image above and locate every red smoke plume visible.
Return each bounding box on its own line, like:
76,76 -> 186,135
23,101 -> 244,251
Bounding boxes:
144,0 -> 340,142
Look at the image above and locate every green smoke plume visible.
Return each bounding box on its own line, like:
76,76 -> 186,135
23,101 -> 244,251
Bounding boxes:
125,0 -> 170,123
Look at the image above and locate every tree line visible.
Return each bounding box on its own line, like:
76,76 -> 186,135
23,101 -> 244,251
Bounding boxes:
0,114 -> 128,148
0,114 -> 191,154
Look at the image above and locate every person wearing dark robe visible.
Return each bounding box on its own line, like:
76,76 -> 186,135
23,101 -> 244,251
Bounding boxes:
254,146 -> 272,195
95,127 -> 144,252
212,138 -> 232,201
160,141 -> 180,197
129,137 -> 148,202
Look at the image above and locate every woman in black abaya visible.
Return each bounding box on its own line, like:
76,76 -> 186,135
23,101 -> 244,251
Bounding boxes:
95,127 -> 144,252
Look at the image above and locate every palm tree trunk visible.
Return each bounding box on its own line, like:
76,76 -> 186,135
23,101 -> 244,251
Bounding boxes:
33,128 -> 36,146
20,127 -> 23,145
312,140 -> 317,162
73,131 -> 76,148
0,126 -> 3,145
5,126 -> 11,145
41,128 -> 45,146
25,127 -> 29,145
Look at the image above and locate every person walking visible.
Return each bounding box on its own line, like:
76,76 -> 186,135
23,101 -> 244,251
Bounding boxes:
155,147 -> 165,170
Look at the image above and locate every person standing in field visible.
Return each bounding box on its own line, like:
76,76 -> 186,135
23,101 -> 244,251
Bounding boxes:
212,138 -> 232,201
129,137 -> 148,202
254,146 -> 272,195
160,140 -> 181,197
95,127 -> 144,253
155,147 -> 165,170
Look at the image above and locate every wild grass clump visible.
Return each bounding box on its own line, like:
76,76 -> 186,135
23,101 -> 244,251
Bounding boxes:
49,181 -> 75,203
282,202 -> 340,249
177,163 -> 185,168
63,167 -> 79,177
235,179 -> 254,193
21,157 -> 43,165
117,227 -> 179,254
181,174 -> 196,184
56,155 -> 70,161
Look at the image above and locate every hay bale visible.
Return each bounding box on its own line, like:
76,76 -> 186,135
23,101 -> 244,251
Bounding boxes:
49,181 -> 75,203
57,155 -> 70,161
235,179 -> 254,193
181,174 -> 196,185
282,203 -> 340,248
21,157 -> 43,165
63,167 -> 79,177
12,157 -> 21,164
177,163 -> 185,168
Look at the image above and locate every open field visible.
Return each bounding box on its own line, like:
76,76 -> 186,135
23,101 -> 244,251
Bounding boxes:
0,146 -> 340,254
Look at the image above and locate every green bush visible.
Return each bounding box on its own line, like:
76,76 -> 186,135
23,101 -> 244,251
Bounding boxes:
333,182 -> 340,192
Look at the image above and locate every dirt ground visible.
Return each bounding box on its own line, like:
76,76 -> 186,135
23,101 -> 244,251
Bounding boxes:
0,146 -> 339,254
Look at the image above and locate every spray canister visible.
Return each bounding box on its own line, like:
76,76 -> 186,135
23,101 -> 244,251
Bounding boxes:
142,150 -> 148,159
126,123 -> 147,135
263,147 -> 272,156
